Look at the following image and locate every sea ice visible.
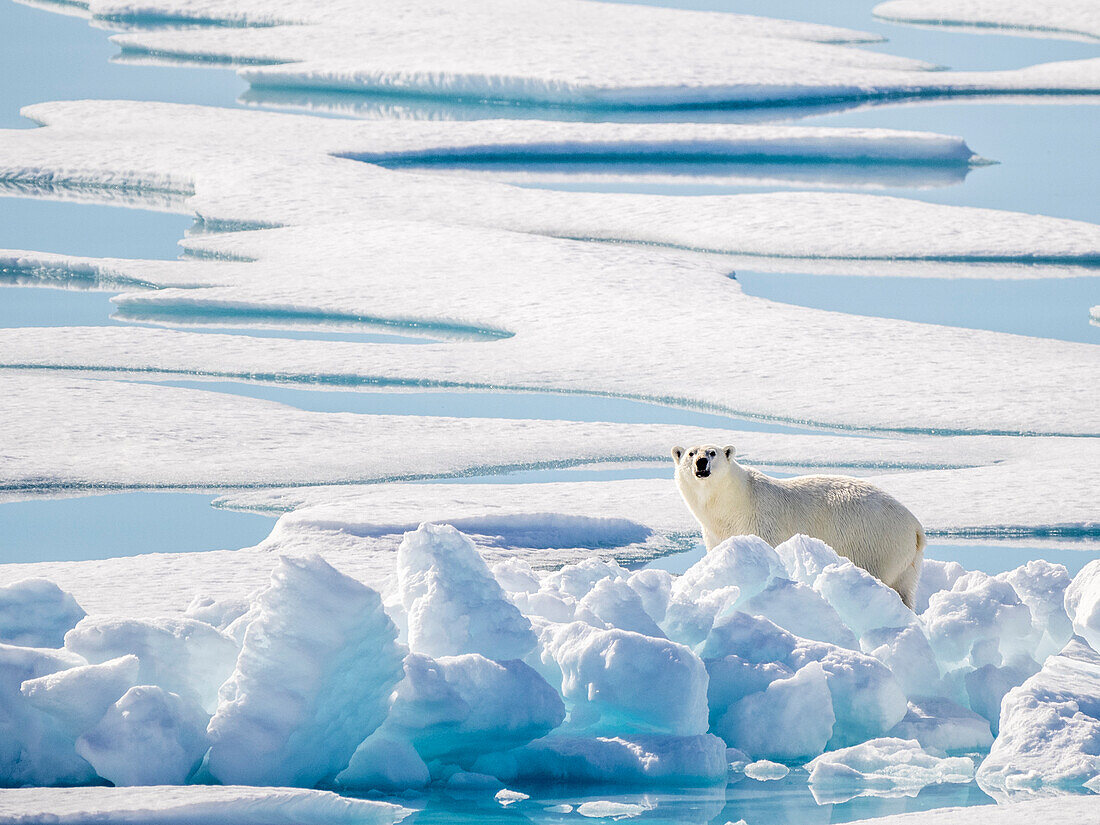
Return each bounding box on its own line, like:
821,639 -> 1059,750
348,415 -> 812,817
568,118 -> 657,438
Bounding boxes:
473,734 -> 728,785
63,616 -> 240,713
21,654 -> 141,736
576,800 -> 649,818
575,578 -> 666,639
743,759 -> 790,780
0,786 -> 411,824
887,698 -> 993,755
332,732 -> 430,792
976,637 -> 1100,797
998,560 -> 1074,661
205,555 -> 404,787
342,651 -> 564,775
80,0 -> 1100,106
75,685 -> 209,786
807,737 -> 974,803
540,622 -> 708,736
0,643 -> 95,787
494,789 -> 528,806
1065,559 -> 1100,651
699,612 -> 907,758
0,579 -> 85,648
397,523 -> 536,661
923,572 -> 1036,670
873,0 -> 1100,41
914,559 -> 967,615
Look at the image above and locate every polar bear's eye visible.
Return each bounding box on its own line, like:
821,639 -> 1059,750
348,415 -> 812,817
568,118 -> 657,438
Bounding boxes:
688,450 -> 695,457
707,450 -> 716,458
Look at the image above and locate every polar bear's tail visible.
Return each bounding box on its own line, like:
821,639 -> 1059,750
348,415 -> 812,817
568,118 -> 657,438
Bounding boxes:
897,526 -> 927,610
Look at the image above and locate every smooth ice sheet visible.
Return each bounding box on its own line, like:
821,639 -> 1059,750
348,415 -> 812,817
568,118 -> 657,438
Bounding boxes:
0,786 -> 409,824
873,0 -> 1100,41
77,0 -> 1100,107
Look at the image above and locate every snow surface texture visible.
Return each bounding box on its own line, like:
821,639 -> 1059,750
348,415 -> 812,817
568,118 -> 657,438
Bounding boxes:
874,0 -> 1100,42
4,526 -> 1099,798
0,786 -> 410,824
56,0 -> 1100,106
976,637 -> 1100,799
1,101 -> 1098,444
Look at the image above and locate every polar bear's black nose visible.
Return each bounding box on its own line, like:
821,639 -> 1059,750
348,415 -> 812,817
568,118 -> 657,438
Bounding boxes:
695,457 -> 710,478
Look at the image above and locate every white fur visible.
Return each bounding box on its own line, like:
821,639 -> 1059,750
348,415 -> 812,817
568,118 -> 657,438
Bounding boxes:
672,445 -> 925,608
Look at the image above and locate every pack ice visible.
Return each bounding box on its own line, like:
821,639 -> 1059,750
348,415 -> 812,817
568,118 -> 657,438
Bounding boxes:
3,525 -> 1099,798
873,0 -> 1100,41
62,0 -> 1100,106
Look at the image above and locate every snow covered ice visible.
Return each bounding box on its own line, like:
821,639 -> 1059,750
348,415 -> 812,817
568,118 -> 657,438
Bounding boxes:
1,517 -> 1100,810
807,737 -> 975,803
205,554 -> 405,787
873,0 -> 1100,41
0,579 -> 84,648
1,0 -> 1099,819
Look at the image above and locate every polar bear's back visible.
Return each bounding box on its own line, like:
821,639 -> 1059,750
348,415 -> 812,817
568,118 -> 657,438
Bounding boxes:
751,472 -> 923,585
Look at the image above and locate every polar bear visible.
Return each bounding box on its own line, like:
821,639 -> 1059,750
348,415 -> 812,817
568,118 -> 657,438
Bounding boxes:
672,444 -> 925,609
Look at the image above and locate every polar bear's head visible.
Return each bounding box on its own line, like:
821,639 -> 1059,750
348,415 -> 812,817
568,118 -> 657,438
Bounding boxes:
671,444 -> 735,485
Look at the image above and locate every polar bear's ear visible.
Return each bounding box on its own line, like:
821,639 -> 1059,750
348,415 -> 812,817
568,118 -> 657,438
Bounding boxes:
724,446 -> 735,459
671,446 -> 684,463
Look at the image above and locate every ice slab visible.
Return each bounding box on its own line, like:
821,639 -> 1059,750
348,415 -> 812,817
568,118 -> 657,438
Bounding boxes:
83,0 -> 1100,107
0,578 -> 85,648
976,637 -> 1100,798
205,555 -> 404,787
540,622 -> 709,737
0,786 -> 410,824
338,652 -> 563,780
2,101 -> 1099,441
744,759 -> 790,780
0,526 -> 1089,791
63,616 -> 239,714
328,121 -> 978,166
808,737 -> 974,803
1065,560 -> 1100,651
832,795 -> 1100,825
888,698 -> 993,755
873,0 -> 1100,42
474,734 -> 728,785
397,523 -> 536,661
75,685 -> 209,786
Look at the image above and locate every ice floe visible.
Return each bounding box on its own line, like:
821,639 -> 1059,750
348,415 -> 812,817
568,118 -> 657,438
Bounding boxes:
807,737 -> 974,803
0,786 -> 410,824
70,0 -> 1100,107
976,637 -> 1100,798
1,101 -> 1098,450
874,0 -> 1100,42
0,578 -> 85,648
0,523 -> 1098,795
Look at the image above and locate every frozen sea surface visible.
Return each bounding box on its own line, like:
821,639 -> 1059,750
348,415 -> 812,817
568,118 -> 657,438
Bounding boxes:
1,0 -> 1099,819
